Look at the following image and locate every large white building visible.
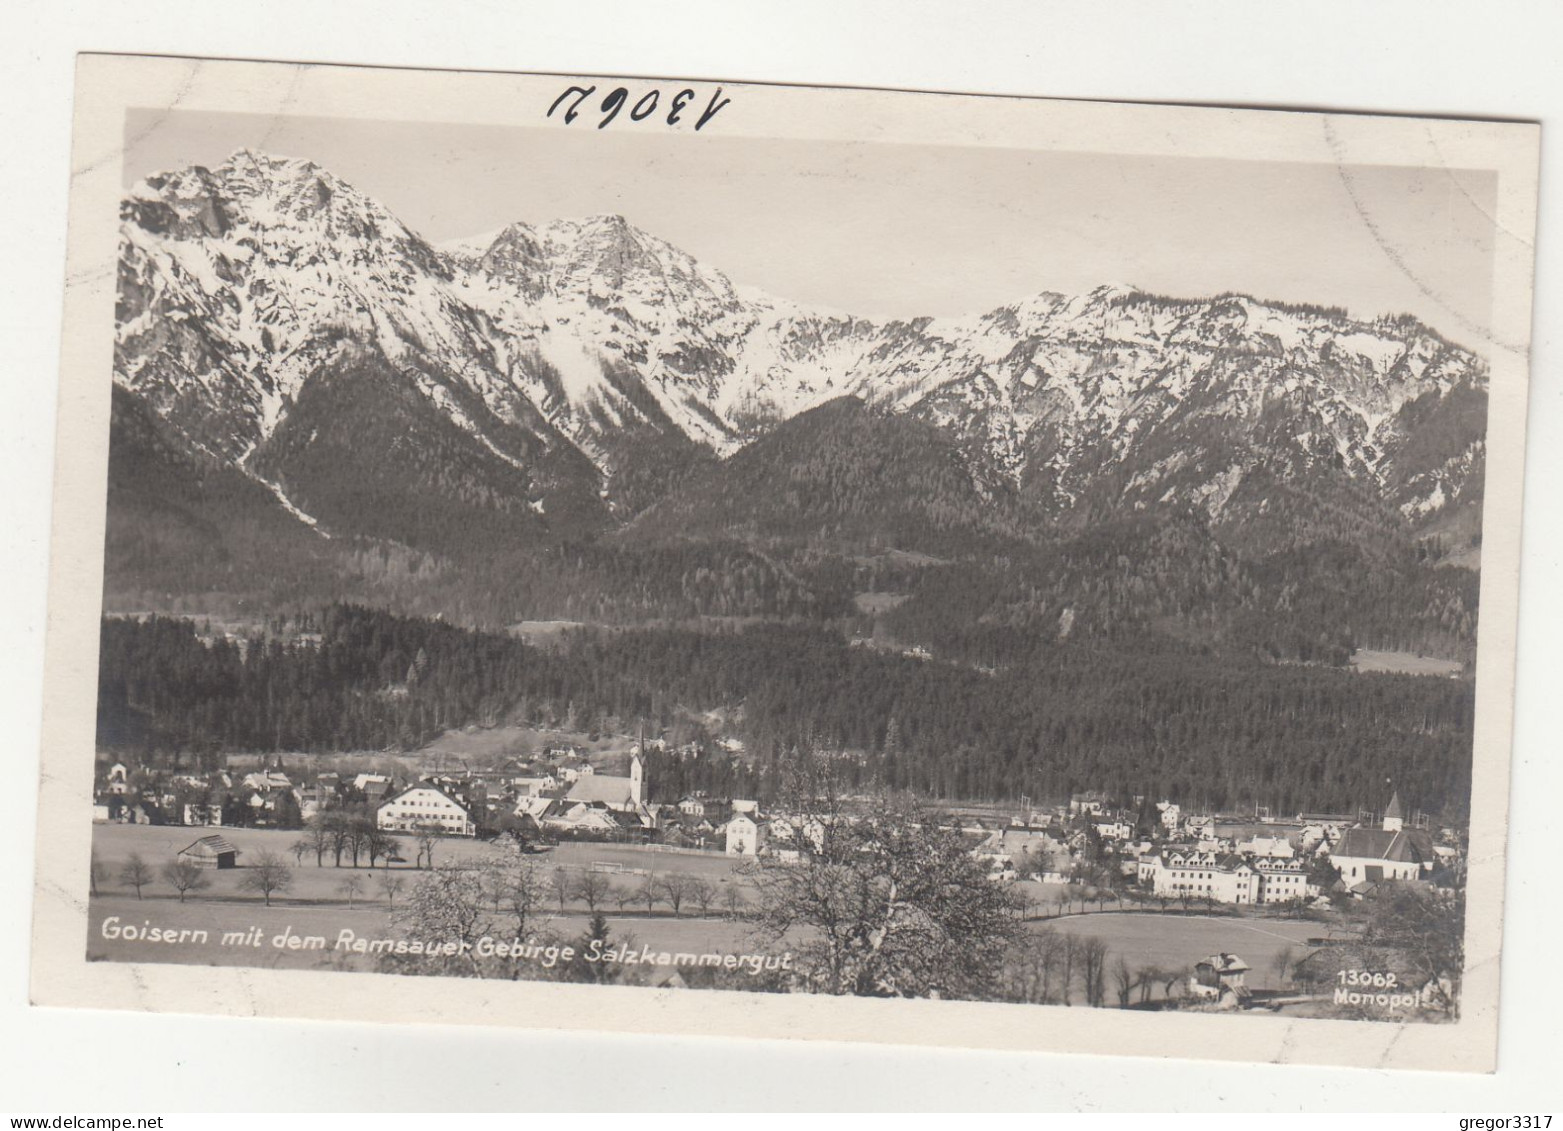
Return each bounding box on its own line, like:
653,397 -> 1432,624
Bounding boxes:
377,784 -> 475,836
1253,858 -> 1310,903
1139,847 -> 1309,905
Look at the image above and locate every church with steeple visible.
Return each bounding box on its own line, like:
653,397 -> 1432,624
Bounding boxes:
562,746 -> 652,825
1327,788 -> 1432,888
1381,790 -> 1405,833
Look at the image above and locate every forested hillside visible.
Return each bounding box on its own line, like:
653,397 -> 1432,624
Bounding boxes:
98,606 -> 1475,821
623,398 -> 1028,556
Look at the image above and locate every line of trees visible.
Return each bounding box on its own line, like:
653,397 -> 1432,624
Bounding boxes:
111,850 -> 292,904
116,852 -> 213,903
289,812 -> 400,869
1001,928 -> 1186,1008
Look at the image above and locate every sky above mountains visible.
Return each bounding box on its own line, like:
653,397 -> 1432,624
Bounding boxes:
123,107 -> 1497,349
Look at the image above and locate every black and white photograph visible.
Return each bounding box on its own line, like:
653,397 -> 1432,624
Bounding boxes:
27,53 -> 1540,1076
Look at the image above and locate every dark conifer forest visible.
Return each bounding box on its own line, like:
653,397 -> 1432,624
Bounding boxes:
97,604 -> 1475,821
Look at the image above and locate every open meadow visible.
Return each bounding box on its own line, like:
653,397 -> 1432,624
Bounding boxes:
87,822 -> 766,973
1045,912 -> 1327,991
92,822 -> 749,898
1349,648 -> 1465,677
89,823 -> 1335,995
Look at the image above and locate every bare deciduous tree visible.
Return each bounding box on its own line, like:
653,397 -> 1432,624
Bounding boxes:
414,824 -> 441,870
637,871 -> 660,915
1059,934 -> 1078,1006
1270,945 -> 1296,989
1079,936 -> 1110,1007
658,873 -> 694,918
476,861 -> 508,912
1112,954 -> 1136,1008
365,827 -> 397,869
326,812 -> 352,868
721,881 -> 748,920
238,851 -> 293,907
378,873 -> 406,907
1360,883 -> 1465,1014
338,874 -> 366,907
575,869 -> 611,914
119,853 -> 153,899
344,814 -> 376,868
299,818 -> 331,867
688,877 -> 717,917
161,858 -> 211,903
1003,927 -> 1066,1004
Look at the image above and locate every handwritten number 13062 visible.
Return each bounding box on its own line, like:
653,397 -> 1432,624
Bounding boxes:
548,84 -> 731,131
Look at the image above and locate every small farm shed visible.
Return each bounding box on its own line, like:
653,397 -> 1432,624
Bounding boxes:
178,834 -> 239,869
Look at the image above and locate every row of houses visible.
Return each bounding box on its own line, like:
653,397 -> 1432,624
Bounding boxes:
380,755 -> 786,857
964,788 -> 1458,903
94,763 -> 414,829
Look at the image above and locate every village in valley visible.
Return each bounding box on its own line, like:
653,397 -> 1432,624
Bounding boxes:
68,100 -> 1514,1042
88,722 -> 1467,1017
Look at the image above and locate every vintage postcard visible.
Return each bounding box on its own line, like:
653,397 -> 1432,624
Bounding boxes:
31,54 -> 1539,1072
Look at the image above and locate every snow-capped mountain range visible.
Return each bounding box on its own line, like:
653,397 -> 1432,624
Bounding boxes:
114,149 -> 1487,548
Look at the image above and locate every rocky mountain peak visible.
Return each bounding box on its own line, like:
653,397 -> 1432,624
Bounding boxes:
113,150 -> 1489,547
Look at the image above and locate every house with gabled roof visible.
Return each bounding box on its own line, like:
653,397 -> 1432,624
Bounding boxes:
542,802 -> 623,834
723,812 -> 764,856
1190,953 -> 1251,1005
1237,834 -> 1295,859
513,794 -> 555,821
377,783 -> 474,836
511,774 -> 558,797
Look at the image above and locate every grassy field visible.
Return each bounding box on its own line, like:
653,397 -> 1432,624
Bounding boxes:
88,822 -> 763,974
1044,912 -> 1325,990
91,823 -> 751,903
505,620 -> 586,643
549,841 -> 746,881
417,722 -> 639,765
852,591 -> 908,614
1349,649 -> 1464,677
89,824 -> 1328,993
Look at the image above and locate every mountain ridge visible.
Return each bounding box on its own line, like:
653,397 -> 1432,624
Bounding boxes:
111,149 -> 1488,630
